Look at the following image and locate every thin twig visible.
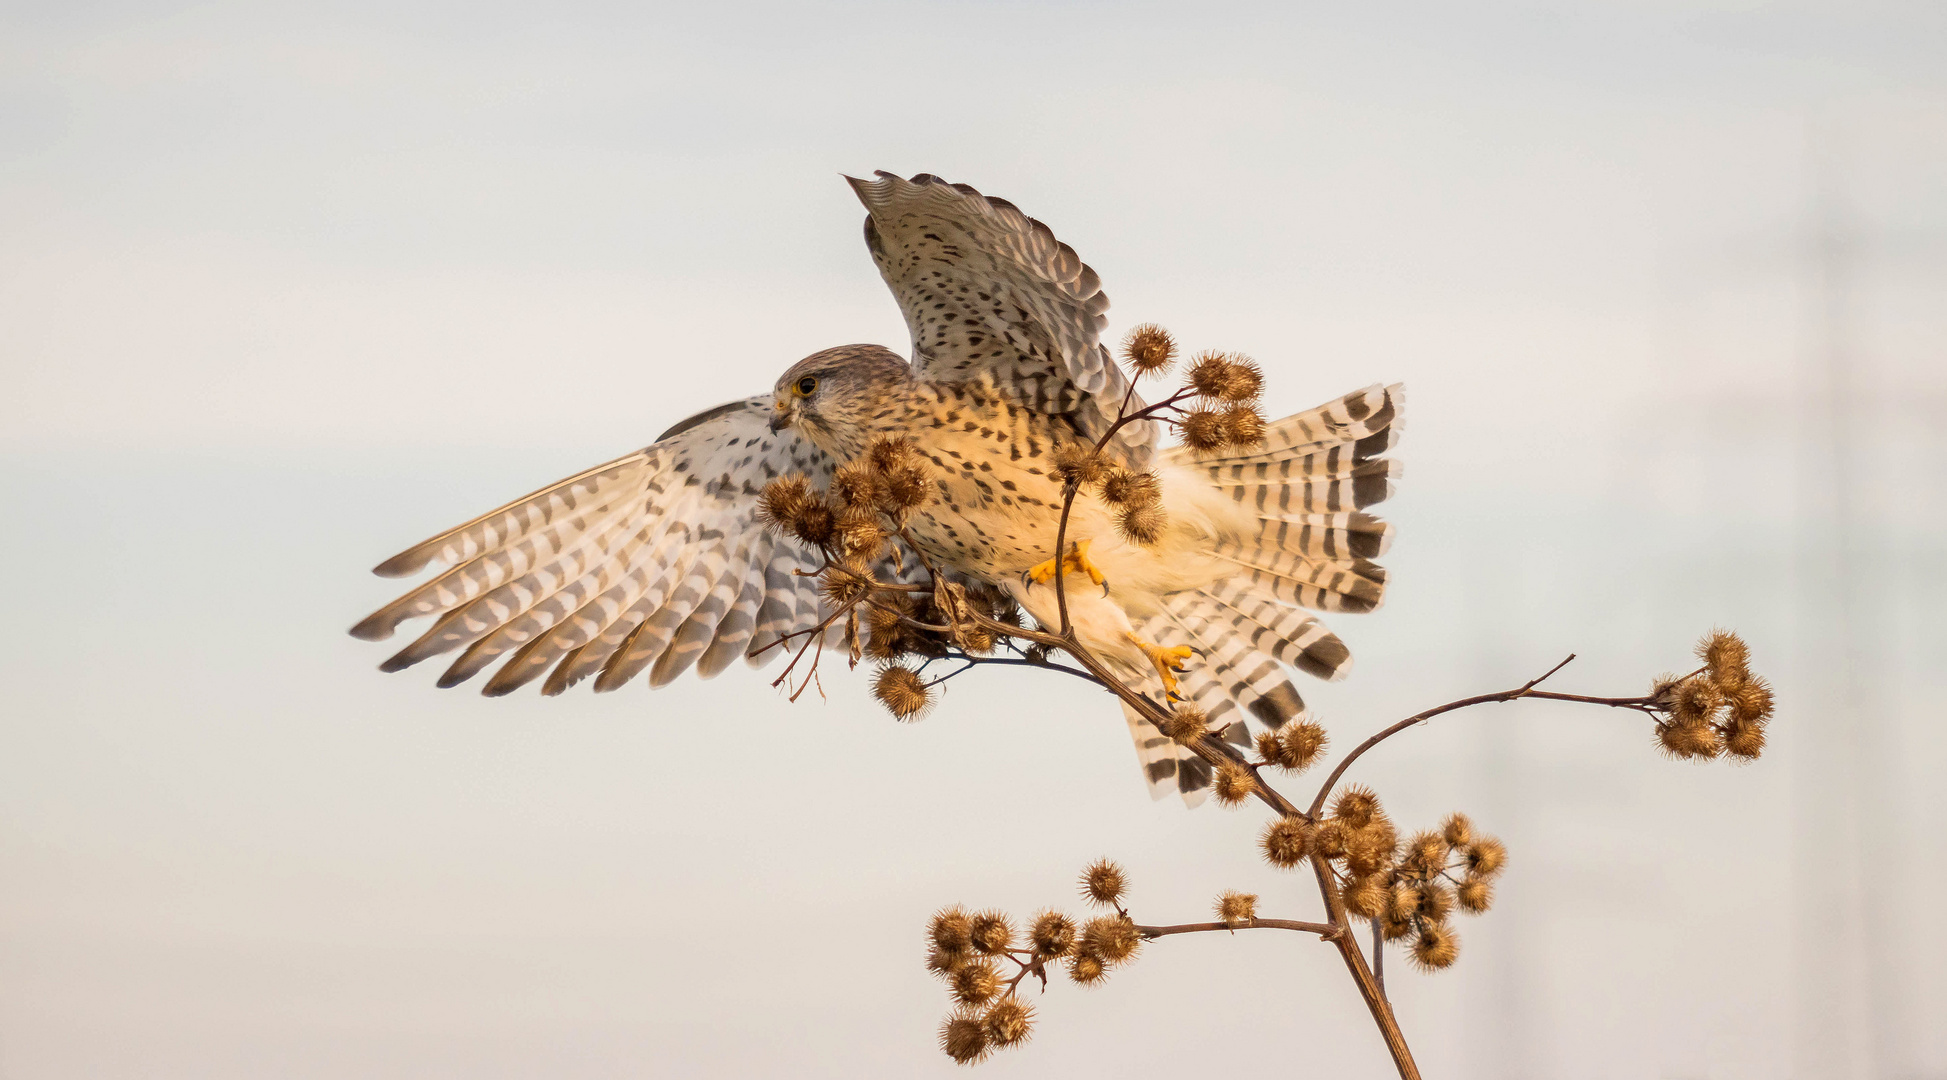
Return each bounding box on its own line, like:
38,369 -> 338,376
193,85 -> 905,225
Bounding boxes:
1135,918 -> 1338,940
1306,654 -> 1579,819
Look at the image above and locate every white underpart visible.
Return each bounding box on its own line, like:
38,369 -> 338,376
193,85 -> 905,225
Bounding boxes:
1004,460 -> 1254,681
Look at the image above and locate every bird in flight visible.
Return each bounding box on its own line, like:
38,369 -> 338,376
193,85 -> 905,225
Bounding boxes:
351,171 -> 1402,802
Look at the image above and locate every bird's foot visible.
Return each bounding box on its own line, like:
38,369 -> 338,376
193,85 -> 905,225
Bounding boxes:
1022,539 -> 1109,595
1130,635 -> 1195,700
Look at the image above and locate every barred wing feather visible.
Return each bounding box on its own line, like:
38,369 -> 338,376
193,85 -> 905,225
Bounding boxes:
848,171 -> 1155,466
350,397 -> 839,696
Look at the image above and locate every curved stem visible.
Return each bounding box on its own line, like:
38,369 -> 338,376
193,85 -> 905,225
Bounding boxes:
1306,655 -> 1578,818
1136,918 -> 1338,940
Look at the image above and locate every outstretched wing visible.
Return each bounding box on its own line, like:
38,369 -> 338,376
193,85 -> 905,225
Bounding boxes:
848,170 -> 1155,465
349,397 -> 840,696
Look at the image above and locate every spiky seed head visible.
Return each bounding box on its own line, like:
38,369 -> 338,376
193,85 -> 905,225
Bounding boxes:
1648,672 -> 1683,709
964,624 -> 999,654
836,508 -> 889,562
756,475 -> 815,533
1121,323 -> 1178,375
1216,890 -> 1258,926
1411,922 -> 1460,971
867,597 -> 907,636
829,461 -> 881,511
1217,356 -> 1264,402
1254,730 -> 1282,765
983,996 -> 1034,1048
1162,705 -> 1208,745
821,569 -> 872,608
1456,877 -> 1494,913
1698,629 -> 1750,685
1381,911 -> 1416,941
1052,444 -> 1108,488
1220,404 -> 1268,449
1465,837 -> 1508,878
1261,816 -> 1313,868
926,946 -> 969,979
1100,468 -> 1162,510
1083,915 -> 1141,965
1213,762 -> 1256,806
1672,678 -> 1721,725
1332,786 -> 1381,829
1311,819 -> 1349,860
1067,950 -> 1107,986
1029,911 -> 1077,958
1080,859 -> 1127,907
880,465 -> 934,514
1360,818 -> 1399,859
872,664 -> 931,721
939,1007 -> 992,1065
864,624 -> 906,660
930,906 -> 975,954
1404,831 -> 1451,873
1386,883 -> 1421,922
1417,881 -> 1456,921
950,958 -> 1003,1005
865,602 -> 911,661
1729,675 -> 1774,725
1179,409 -> 1227,452
1343,828 -> 1397,877
1116,502 -> 1168,545
790,502 -> 837,547
1283,722 -> 1328,771
1185,351 -> 1250,399
1185,352 -> 1264,403
1659,718 -> 1723,759
1441,812 -> 1475,848
1725,720 -> 1767,760
1344,874 -> 1389,918
865,434 -> 919,474
969,911 -> 1014,955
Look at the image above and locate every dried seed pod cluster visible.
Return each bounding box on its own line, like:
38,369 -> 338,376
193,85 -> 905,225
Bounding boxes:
760,440 -> 1035,719
1259,788 -> 1507,972
1174,350 -> 1269,454
1255,719 -> 1330,773
1649,630 -> 1773,760
925,860 -> 1144,1065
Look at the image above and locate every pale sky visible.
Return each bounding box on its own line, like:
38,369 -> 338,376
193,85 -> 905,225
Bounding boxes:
2,3 -> 1943,1078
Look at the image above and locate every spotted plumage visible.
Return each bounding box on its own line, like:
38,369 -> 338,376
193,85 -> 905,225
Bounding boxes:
352,171 -> 1404,805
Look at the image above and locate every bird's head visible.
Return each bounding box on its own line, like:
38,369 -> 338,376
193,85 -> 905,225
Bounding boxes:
770,344 -> 912,456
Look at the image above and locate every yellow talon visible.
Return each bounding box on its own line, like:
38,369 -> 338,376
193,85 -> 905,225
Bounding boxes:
1025,539 -> 1107,590
1131,636 -> 1195,700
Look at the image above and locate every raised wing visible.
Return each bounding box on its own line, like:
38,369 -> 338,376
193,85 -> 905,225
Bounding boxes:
349,397 -> 840,696
849,171 -> 1155,465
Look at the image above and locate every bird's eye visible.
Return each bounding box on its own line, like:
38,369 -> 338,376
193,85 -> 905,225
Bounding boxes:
796,376 -> 818,396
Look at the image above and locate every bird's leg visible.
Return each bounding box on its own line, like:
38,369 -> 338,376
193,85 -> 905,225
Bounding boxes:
1129,634 -> 1195,701
1021,539 -> 1109,595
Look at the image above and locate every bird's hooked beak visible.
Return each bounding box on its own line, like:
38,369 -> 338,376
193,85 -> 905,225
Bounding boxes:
769,397 -> 794,433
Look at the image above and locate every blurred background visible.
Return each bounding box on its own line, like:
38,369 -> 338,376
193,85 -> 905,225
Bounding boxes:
2,2 -> 1942,1077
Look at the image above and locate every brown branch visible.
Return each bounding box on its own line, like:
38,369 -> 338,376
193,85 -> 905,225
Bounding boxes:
1311,849 -> 1420,1078
1135,918 -> 1338,940
1306,654 -> 1579,819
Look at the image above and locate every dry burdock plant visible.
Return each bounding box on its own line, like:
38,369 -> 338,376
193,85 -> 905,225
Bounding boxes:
749,325 -> 1775,1077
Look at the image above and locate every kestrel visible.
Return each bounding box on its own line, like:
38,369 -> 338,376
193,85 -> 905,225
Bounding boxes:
352,171 -> 1402,802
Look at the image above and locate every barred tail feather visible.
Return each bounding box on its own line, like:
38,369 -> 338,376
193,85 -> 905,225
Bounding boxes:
1118,383 -> 1402,802
1121,703 -> 1214,806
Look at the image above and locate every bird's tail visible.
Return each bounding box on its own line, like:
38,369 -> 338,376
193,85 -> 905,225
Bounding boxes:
1127,383 -> 1405,804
